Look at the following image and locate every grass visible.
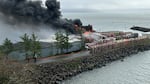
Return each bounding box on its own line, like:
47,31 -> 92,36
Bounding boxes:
0,54 -> 10,84
0,55 -> 36,84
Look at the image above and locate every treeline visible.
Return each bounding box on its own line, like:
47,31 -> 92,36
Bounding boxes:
0,33 -> 41,63
0,31 -> 80,63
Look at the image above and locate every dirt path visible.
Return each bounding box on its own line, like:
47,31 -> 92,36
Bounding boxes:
36,50 -> 90,64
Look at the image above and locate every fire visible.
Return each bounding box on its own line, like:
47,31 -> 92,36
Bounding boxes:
84,31 -> 92,35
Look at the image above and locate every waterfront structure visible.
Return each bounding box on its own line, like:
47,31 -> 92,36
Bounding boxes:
9,36 -> 82,60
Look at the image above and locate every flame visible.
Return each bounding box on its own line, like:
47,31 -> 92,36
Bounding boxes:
84,32 -> 92,35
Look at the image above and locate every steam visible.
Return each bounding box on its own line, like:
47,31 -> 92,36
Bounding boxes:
0,0 -> 76,33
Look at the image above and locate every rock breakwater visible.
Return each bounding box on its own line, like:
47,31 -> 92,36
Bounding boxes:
33,38 -> 150,84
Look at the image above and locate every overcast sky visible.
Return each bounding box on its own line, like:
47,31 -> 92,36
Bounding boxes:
42,0 -> 150,12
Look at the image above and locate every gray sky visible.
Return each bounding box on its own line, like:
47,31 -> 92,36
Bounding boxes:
40,0 -> 150,12
57,0 -> 150,11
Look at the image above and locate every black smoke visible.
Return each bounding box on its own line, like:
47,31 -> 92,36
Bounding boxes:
73,19 -> 83,27
0,0 -> 76,33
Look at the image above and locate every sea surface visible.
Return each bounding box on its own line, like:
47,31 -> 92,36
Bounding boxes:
63,12 -> 150,32
62,12 -> 150,84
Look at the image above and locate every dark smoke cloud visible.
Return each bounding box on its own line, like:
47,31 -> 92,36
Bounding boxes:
0,0 -> 76,33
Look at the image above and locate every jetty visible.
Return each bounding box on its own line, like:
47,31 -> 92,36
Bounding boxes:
33,36 -> 150,84
130,26 -> 150,32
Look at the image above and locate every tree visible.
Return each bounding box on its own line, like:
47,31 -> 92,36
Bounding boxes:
55,31 -> 64,54
64,31 -> 72,52
30,33 -> 41,63
55,31 -> 72,54
20,33 -> 41,63
1,38 -> 14,59
20,33 -> 31,62
79,30 -> 86,50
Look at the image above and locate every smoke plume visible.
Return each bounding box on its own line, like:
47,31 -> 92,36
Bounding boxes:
0,0 -> 76,33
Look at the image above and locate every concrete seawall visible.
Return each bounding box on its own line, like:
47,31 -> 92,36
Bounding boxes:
33,38 -> 150,84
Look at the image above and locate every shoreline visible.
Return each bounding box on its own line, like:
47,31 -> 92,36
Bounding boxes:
32,38 -> 150,84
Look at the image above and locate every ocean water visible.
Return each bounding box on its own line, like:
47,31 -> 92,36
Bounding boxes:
63,51 -> 150,84
62,12 -> 150,84
63,12 -> 150,32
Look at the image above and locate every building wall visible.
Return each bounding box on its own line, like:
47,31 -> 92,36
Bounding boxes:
9,41 -> 82,60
